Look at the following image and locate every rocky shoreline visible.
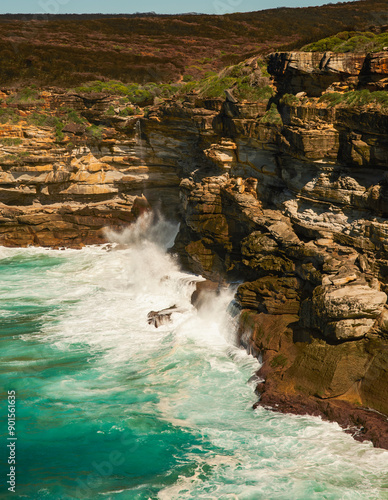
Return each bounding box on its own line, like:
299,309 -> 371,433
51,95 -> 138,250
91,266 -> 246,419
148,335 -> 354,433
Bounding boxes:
1,52 -> 388,447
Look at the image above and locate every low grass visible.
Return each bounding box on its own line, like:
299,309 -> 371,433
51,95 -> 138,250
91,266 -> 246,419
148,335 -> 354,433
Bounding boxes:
26,109 -> 86,141
73,58 -> 272,104
74,80 -> 179,105
190,60 -> 272,100
279,94 -> 300,106
6,86 -> 43,104
318,89 -> 388,108
86,124 -> 104,140
0,108 -> 21,124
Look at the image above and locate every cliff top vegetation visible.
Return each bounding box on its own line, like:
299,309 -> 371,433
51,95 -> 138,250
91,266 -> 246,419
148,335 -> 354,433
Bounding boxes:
74,58 -> 272,102
0,1 -> 387,87
302,29 -> 388,53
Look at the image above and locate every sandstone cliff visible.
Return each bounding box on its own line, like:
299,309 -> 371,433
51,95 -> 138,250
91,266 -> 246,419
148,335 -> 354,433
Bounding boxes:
0,91 -> 180,247
145,52 -> 388,447
1,52 -> 388,447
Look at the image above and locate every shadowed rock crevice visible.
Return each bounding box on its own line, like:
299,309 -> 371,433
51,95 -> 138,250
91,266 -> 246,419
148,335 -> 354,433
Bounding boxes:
149,52 -> 388,448
0,49 -> 388,446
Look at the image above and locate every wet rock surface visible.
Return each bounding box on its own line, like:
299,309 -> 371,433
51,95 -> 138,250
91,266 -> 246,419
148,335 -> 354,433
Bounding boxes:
148,55 -> 388,447
1,53 -> 388,446
191,280 -> 221,309
147,305 -> 184,328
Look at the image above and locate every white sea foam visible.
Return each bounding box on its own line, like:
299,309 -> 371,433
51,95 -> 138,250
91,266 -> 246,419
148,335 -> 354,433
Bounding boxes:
1,214 -> 388,499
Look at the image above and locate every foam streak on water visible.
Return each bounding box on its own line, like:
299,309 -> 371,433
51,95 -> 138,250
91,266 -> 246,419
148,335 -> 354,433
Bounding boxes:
0,214 -> 387,500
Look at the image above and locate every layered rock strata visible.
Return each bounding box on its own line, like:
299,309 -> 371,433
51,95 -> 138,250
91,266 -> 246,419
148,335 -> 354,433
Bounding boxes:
1,53 -> 388,446
0,92 -> 180,247
144,54 -> 388,447
267,50 -> 388,95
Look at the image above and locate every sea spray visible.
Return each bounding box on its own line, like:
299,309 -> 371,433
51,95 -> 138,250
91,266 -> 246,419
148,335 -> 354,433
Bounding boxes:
104,211 -> 179,250
0,217 -> 387,499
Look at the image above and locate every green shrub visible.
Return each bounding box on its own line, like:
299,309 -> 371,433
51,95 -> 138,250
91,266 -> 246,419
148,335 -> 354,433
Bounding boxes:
158,84 -> 179,98
86,124 -> 104,140
302,35 -> 345,52
105,105 -> 116,116
0,137 -> 23,146
27,113 -> 62,128
345,89 -> 371,106
318,92 -> 345,106
227,63 -> 245,78
74,80 -> 164,106
187,72 -> 272,101
66,109 -> 86,124
318,90 -> 388,108
0,108 -> 20,124
55,121 -> 65,142
302,30 -> 388,53
234,84 -> 273,101
119,107 -> 134,117
199,75 -> 236,98
260,103 -> 282,125
280,93 -> 299,106
181,82 -> 197,93
6,87 -> 42,104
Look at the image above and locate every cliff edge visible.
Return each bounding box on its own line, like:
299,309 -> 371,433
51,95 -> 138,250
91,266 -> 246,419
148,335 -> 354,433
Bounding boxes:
152,52 -> 388,447
0,50 -> 387,446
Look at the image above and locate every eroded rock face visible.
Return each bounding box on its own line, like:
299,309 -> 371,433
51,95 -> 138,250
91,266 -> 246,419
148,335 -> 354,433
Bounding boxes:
0,94 -> 181,247
149,57 -> 388,447
1,57 -> 388,446
267,51 -> 388,95
310,284 -> 387,339
191,280 -> 221,309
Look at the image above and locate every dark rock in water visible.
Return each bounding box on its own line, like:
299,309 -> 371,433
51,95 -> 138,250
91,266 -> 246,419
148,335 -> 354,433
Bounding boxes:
147,305 -> 186,328
191,280 -> 221,309
254,388 -> 388,450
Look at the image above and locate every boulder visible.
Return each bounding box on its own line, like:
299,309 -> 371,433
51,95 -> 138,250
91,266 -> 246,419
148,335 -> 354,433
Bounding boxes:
312,284 -> 387,339
236,277 -> 300,315
147,305 -> 182,328
131,195 -> 151,218
191,280 -> 220,308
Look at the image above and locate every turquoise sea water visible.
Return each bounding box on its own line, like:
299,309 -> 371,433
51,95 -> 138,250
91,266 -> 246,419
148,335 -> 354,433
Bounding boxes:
1,215 -> 388,500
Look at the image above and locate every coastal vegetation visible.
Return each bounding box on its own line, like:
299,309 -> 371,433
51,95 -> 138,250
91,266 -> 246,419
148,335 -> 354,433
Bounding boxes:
0,1 -> 386,87
319,89 -> 388,108
302,30 -> 388,53
74,59 -> 272,103
260,103 -> 283,125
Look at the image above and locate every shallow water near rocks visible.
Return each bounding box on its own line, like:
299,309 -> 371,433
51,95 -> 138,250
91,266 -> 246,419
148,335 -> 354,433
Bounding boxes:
0,215 -> 387,500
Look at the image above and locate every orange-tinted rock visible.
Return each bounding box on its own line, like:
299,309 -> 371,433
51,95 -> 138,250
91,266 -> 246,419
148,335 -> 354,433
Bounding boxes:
191,280 -> 221,308
131,195 -> 151,218
267,51 -> 388,96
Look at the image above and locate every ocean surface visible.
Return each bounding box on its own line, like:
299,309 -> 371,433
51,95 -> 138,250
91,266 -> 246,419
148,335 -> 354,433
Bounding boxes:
0,214 -> 387,500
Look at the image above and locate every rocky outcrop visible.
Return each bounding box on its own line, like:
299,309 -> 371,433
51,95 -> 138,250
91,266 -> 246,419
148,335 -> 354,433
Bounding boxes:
0,94 -> 181,247
267,51 -> 388,95
143,56 -> 388,447
1,52 -> 388,446
147,305 -> 184,327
